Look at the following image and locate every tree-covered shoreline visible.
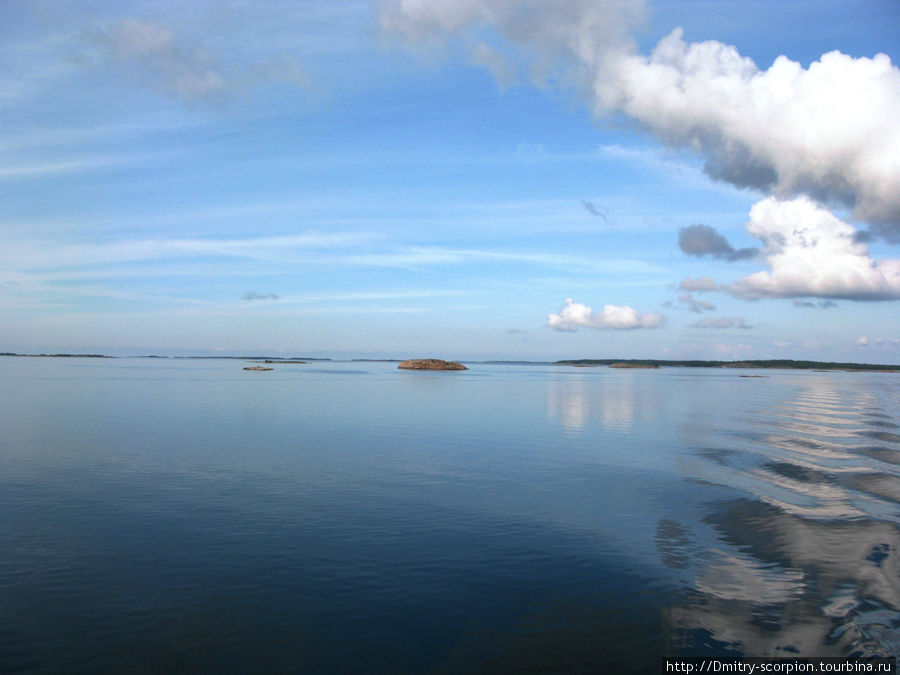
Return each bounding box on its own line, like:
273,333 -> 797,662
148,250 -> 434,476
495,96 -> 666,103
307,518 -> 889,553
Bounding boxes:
555,359 -> 900,371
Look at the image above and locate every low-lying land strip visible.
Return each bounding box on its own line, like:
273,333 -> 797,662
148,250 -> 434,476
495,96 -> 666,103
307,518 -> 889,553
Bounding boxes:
555,359 -> 900,372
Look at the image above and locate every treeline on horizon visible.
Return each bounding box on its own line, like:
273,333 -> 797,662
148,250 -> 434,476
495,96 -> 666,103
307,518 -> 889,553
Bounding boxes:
555,359 -> 900,371
0,353 -> 332,360
0,352 -> 113,358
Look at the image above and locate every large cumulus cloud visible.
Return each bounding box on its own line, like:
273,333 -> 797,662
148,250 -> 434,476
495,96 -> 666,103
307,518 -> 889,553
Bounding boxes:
615,32 -> 900,233
728,197 -> 900,300
380,0 -> 900,238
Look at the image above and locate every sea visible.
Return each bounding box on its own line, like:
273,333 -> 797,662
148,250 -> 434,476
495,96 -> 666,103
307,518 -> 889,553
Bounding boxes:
1,357 -> 898,672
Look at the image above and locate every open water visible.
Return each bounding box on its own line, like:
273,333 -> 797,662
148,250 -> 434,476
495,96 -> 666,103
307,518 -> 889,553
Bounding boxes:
1,357 -> 898,672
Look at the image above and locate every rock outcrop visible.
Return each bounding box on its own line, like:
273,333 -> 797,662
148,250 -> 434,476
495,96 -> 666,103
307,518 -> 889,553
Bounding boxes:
398,359 -> 468,371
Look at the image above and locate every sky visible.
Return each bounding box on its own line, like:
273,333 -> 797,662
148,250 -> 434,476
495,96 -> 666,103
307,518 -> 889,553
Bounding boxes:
1,0 -> 899,361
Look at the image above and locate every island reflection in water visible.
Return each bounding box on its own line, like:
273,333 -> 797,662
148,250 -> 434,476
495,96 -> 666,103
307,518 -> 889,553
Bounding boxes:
0,359 -> 897,670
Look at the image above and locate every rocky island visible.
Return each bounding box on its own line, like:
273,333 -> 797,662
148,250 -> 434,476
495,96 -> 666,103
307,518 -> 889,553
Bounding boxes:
398,359 -> 468,371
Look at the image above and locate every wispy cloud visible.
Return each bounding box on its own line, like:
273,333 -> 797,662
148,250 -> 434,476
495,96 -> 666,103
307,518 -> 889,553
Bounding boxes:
81,18 -> 311,105
330,246 -> 667,273
3,233 -> 377,270
793,300 -> 838,309
678,292 -> 715,313
690,317 -> 752,329
679,277 -> 718,292
856,336 -> 900,347
0,157 -> 125,181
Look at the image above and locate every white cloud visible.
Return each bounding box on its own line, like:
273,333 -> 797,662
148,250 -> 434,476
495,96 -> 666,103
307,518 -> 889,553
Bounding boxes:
381,2 -> 900,236
728,197 -> 900,300
615,32 -> 900,232
547,297 -> 665,331
856,336 -> 900,348
379,0 -> 646,82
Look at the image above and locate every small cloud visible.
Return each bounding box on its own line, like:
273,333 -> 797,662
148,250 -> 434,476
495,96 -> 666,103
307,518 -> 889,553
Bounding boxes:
582,201 -> 610,222
690,317 -> 752,329
793,299 -> 838,309
506,328 -> 527,335
242,292 -> 280,301
679,292 -> 715,313
679,276 -> 718,292
678,224 -> 759,261
857,336 -> 900,347
547,297 -> 666,331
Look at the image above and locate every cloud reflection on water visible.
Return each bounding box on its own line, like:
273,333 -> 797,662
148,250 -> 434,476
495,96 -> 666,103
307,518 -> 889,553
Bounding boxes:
545,371 -> 657,432
662,374 -> 900,658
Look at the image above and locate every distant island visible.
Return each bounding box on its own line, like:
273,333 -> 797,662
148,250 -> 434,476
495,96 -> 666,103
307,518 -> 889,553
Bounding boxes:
0,353 -> 330,361
555,359 -> 900,372
0,352 -> 114,358
398,359 -> 468,371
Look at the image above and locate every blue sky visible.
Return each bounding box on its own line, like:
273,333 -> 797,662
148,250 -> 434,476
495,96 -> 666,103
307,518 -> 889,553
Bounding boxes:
2,0 -> 899,361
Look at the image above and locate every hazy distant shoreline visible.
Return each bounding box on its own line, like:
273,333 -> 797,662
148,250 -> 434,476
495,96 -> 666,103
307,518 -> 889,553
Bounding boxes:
554,358 -> 900,372
2,352 -> 898,371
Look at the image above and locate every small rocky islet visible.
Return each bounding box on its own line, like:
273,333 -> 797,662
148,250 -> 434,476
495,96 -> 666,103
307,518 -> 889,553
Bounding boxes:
398,359 -> 468,371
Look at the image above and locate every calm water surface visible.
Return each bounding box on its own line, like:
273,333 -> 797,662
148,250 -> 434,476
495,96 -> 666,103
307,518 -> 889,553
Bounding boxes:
1,357 -> 898,672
